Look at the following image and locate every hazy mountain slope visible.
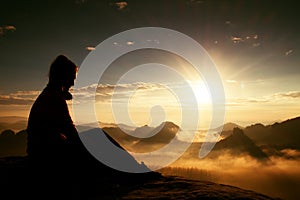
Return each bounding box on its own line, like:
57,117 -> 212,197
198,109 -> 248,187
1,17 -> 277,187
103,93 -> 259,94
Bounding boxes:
0,116 -> 27,132
244,123 -> 271,144
244,117 -> 300,149
0,129 -> 27,157
214,122 -> 243,132
1,116 -> 299,159
212,128 -> 269,160
103,121 -> 180,153
175,128 -> 269,162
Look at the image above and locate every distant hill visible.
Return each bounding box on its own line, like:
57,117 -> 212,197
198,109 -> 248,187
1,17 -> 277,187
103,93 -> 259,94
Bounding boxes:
0,116 -> 27,133
212,128 -> 269,160
0,129 -> 27,157
1,116 -> 299,159
131,125 -> 155,138
199,122 -> 243,140
176,128 -> 269,162
244,123 -> 270,144
77,121 -> 136,132
99,121 -> 137,131
221,122 -> 243,138
131,121 -> 179,152
76,117 -> 300,158
102,126 -> 138,149
214,122 -> 243,132
244,116 -> 300,149
103,121 -> 180,153
0,116 -> 27,124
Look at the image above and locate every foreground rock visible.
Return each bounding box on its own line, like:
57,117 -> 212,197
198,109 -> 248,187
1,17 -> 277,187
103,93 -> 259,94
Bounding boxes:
121,176 -> 279,200
0,156 -> 279,200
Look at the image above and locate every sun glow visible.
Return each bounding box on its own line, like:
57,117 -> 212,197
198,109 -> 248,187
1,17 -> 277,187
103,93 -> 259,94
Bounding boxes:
189,81 -> 212,105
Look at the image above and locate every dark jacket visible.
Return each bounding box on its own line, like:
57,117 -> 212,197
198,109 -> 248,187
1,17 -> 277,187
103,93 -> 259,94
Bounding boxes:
26,84 -> 82,163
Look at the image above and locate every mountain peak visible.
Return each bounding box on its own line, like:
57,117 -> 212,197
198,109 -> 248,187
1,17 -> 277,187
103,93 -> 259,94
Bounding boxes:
222,123 -> 243,132
244,116 -> 300,147
0,129 -> 15,136
232,127 -> 244,135
214,128 -> 269,160
157,121 -> 180,131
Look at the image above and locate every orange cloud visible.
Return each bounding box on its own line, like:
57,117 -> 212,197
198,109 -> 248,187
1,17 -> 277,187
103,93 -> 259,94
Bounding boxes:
115,2 -> 128,10
86,46 -> 96,51
0,25 -> 16,36
0,90 -> 39,105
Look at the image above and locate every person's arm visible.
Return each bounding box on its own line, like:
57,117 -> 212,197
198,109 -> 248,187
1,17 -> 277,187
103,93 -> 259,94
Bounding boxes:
56,98 -> 78,143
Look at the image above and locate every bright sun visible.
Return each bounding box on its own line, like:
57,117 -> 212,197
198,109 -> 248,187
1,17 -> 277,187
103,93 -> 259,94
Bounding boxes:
190,81 -> 212,104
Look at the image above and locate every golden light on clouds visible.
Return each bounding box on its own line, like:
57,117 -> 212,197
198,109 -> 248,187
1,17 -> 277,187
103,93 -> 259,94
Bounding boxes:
126,85 -> 182,127
91,79 -> 214,130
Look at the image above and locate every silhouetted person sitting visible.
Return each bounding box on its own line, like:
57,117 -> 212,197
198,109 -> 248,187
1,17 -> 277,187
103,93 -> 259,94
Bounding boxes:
26,55 -> 96,173
26,55 -> 161,199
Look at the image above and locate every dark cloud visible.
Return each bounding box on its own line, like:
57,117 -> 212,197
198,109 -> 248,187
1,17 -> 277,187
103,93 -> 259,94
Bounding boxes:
277,91 -> 300,99
0,25 -> 16,36
226,97 -> 270,106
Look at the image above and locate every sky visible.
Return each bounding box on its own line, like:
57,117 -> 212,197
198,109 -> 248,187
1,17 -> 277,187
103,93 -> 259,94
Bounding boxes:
0,0 -> 300,128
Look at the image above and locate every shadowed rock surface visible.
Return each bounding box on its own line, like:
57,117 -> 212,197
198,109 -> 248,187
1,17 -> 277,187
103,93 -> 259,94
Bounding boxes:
0,156 -> 280,200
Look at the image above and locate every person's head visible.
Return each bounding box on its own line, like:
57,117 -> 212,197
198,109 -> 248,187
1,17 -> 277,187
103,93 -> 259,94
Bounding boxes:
48,55 -> 78,91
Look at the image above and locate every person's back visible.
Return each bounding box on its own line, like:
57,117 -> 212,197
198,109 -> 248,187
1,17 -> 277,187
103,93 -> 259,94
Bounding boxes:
26,55 -> 82,167
27,84 -> 76,161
